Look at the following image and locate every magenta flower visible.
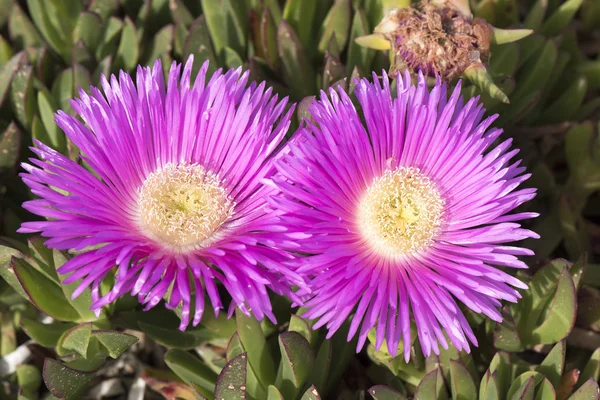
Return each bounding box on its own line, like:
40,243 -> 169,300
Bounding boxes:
272,71 -> 538,360
19,56 -> 305,329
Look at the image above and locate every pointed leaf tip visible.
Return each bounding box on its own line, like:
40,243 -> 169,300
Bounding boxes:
464,64 -> 510,104
491,27 -> 534,45
355,34 -> 392,50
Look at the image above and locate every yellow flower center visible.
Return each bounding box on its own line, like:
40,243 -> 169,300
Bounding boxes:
137,163 -> 234,253
357,167 -> 444,257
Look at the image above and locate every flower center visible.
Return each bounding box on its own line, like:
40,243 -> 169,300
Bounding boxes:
137,163 -> 234,253
357,167 -> 444,257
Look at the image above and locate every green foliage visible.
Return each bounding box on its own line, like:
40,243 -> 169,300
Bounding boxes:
0,0 -> 597,399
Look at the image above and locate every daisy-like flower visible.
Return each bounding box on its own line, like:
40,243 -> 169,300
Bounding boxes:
19,56 -> 304,329
272,71 -> 538,360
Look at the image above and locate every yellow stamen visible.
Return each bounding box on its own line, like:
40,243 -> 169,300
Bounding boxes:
357,167 -> 444,257
137,163 -> 233,253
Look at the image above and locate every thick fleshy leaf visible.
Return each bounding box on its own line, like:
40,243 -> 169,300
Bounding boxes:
514,40 -> 557,98
164,349 -> 217,395
537,75 -> 588,124
530,268 -> 576,344
289,315 -> 314,345
73,11 -> 103,55
43,358 -> 94,400
37,88 -> 66,153
201,0 -> 247,59
183,16 -> 218,77
355,34 -> 391,50
346,9 -> 374,75
491,28 -> 533,45
301,385 -> 321,399
114,17 -> 138,72
53,251 -> 98,322
10,64 -> 36,128
61,323 -> 92,358
415,368 -> 447,400
267,385 -> 284,400
141,24 -> 173,67
16,364 -> 42,396
537,341 -> 565,389
577,349 -> 600,391
464,63 -> 510,104
568,378 -> 600,400
449,360 -> 477,400
236,309 -> 275,389
318,0 -> 351,53
95,17 -> 123,60
0,51 -> 25,108
20,319 -> 76,348
12,258 -> 80,322
214,352 -> 247,399
93,330 -> 138,359
275,331 -> 315,399
282,0 -> 317,51
258,7 -> 278,69
542,0 -> 585,36
0,122 -> 21,171
309,339 -> 331,394
368,385 -> 408,400
8,4 -> 42,52
277,20 -> 317,99
480,371 -> 500,400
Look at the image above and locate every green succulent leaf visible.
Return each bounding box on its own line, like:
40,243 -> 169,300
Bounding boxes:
20,318 -> 76,348
42,358 -> 95,400
37,88 -> 67,153
214,352 -> 247,400
301,385 -> 321,400
542,0 -> 585,36
93,330 -> 138,359
183,16 -> 219,77
12,257 -> 80,322
164,349 -> 217,396
283,0 -> 317,52
318,0 -> 351,54
346,9 -> 374,75
141,24 -> 174,67
8,4 -> 42,52
267,385 -> 284,400
61,323 -> 92,358
415,368 -> 447,400
0,122 -> 21,172
449,360 -> 477,400
16,364 -> 42,396
73,11 -> 103,55
368,385 -> 408,400
275,331 -> 315,399
10,64 -> 36,129
309,338 -> 332,395
490,28 -> 533,45
568,378 -> 600,400
53,251 -> 99,322
576,349 -> 600,391
537,341 -> 565,389
277,20 -> 317,99
236,309 -> 275,390
0,51 -> 25,108
114,17 -> 139,72
479,371 -> 500,400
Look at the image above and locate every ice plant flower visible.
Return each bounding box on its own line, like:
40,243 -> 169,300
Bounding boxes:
272,71 -> 538,360
19,56 -> 304,329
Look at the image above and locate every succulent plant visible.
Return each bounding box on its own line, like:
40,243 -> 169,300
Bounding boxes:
0,0 -> 598,399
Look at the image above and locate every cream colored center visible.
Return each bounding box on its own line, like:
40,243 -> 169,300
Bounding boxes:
137,163 -> 233,253
357,167 -> 444,257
